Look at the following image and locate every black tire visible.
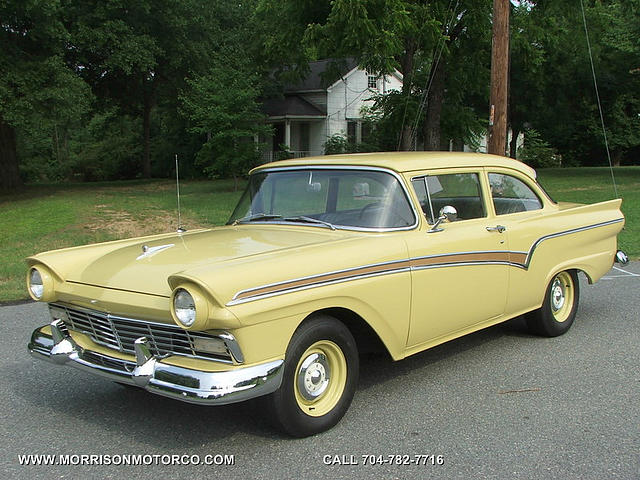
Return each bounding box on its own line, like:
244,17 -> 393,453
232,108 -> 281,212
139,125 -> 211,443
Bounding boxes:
525,270 -> 580,337
265,315 -> 359,437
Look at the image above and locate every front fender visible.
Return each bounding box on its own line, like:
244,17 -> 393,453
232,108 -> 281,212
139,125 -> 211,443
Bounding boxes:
227,270 -> 412,362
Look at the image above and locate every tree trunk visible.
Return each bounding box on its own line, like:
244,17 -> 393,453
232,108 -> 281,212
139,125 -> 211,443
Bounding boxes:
612,150 -> 622,167
142,91 -> 152,178
509,126 -> 520,158
0,117 -> 23,192
399,39 -> 416,151
53,124 -> 61,165
423,60 -> 446,151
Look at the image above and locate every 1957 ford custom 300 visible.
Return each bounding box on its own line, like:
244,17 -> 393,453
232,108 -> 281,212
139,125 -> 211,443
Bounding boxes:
27,152 -> 627,437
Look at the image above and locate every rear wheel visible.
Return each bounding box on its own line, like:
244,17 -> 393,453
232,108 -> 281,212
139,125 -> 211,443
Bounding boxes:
265,315 -> 359,437
526,270 -> 580,337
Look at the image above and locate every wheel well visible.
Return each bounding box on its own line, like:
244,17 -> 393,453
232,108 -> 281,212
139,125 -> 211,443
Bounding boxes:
307,307 -> 390,357
577,268 -> 594,284
548,267 -> 589,288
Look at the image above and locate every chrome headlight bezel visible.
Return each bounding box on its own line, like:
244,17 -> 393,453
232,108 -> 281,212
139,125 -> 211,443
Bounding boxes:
27,266 -> 56,302
170,285 -> 209,330
29,268 -> 44,300
173,288 -> 196,327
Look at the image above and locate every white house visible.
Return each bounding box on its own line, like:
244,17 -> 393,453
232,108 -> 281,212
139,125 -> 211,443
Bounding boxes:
261,59 -> 403,161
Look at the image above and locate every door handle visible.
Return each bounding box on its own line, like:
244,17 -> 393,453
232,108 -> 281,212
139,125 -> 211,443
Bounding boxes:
486,225 -> 506,233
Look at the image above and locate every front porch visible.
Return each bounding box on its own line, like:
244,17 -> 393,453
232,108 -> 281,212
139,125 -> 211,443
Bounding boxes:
260,118 -> 326,162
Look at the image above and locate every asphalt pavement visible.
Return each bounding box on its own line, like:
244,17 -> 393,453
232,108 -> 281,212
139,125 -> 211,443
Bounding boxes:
1,263 -> 638,479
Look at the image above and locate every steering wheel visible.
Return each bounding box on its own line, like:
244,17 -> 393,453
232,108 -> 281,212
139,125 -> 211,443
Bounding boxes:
358,202 -> 382,219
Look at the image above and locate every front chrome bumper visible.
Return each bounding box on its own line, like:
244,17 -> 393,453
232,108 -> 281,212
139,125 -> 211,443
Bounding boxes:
28,319 -> 284,405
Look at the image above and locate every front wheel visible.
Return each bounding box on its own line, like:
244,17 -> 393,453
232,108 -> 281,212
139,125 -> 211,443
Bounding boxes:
526,270 -> 580,337
265,316 -> 359,437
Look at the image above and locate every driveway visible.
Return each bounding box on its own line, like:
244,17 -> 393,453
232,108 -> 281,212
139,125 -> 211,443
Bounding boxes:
1,264 -> 638,479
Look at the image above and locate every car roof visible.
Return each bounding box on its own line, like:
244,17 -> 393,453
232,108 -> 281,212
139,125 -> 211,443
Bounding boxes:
254,152 -> 537,179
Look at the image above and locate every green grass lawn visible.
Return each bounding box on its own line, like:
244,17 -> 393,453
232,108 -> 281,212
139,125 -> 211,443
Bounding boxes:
536,167 -> 638,258
0,179 -> 244,302
0,166 -> 637,303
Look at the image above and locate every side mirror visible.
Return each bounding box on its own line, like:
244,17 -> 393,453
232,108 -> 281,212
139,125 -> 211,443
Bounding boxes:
428,205 -> 457,233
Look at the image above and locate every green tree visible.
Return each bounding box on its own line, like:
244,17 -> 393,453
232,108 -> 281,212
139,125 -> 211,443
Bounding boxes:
585,0 -> 640,165
253,0 -> 332,82
65,0 -> 222,178
180,55 -> 271,188
512,0 -> 640,165
0,0 -> 91,191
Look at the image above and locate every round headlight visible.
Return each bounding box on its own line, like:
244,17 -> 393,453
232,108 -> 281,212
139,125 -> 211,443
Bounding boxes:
29,268 -> 44,300
173,288 -> 196,327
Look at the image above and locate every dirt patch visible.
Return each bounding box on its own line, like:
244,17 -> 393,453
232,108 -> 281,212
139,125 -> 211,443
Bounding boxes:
0,298 -> 32,307
84,209 -> 209,238
557,186 -> 608,192
558,182 -> 640,193
94,182 -> 175,194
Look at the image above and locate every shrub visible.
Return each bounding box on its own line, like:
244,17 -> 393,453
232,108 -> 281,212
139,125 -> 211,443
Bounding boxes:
518,129 -> 561,168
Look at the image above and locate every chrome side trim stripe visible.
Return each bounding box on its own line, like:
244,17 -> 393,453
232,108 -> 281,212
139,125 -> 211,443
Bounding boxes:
410,261 -> 527,272
227,218 -> 624,306
522,218 -> 624,268
228,261 -> 412,306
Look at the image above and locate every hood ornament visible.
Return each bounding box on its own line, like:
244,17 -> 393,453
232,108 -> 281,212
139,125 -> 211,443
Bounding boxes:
137,244 -> 175,260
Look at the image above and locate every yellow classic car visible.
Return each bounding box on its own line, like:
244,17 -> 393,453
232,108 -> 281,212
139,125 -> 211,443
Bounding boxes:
27,152 -> 627,437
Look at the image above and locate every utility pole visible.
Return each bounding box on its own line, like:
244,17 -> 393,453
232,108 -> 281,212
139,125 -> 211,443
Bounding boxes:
488,0 -> 510,156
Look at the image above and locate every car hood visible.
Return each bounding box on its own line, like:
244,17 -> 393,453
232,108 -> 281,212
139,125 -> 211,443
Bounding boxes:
30,226 -> 352,297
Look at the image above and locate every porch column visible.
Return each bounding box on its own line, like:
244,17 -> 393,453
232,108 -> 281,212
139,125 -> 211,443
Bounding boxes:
284,119 -> 291,149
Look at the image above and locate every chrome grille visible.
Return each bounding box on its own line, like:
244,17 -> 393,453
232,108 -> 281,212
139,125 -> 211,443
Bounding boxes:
49,303 -> 232,363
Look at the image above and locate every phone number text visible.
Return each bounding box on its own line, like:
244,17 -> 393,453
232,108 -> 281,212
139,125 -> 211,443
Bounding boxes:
323,454 -> 444,466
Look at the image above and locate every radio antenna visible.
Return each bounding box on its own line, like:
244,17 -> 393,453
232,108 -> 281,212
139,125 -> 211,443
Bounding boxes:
175,154 -> 186,233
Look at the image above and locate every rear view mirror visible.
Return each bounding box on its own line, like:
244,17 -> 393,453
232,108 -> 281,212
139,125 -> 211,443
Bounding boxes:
353,182 -> 370,197
306,172 -> 322,192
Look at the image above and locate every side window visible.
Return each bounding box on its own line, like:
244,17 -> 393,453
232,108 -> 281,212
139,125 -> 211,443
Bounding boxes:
489,173 -> 543,215
411,173 -> 485,223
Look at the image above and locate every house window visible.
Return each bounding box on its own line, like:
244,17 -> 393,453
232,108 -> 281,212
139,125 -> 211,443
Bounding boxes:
367,74 -> 378,89
347,121 -> 357,143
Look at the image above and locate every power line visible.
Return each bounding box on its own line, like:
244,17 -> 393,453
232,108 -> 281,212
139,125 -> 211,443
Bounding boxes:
407,0 -> 460,150
395,1 -> 454,151
579,0 -> 619,198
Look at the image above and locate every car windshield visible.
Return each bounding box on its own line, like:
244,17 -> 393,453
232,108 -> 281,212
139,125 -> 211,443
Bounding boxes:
228,168 -> 416,230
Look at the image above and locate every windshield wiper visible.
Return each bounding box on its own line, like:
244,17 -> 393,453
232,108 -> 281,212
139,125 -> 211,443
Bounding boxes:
233,213 -> 282,225
282,215 -> 336,230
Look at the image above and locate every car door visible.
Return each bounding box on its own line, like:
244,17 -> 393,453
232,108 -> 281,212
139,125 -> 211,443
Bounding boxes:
485,170 -> 551,314
404,169 -> 509,348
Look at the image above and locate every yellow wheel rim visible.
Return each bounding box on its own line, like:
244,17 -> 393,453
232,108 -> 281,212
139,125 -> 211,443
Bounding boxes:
550,272 -> 574,323
294,340 -> 347,417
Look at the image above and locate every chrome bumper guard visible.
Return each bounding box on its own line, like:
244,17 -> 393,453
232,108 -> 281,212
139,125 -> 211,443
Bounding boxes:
615,250 -> 629,266
28,319 -> 284,406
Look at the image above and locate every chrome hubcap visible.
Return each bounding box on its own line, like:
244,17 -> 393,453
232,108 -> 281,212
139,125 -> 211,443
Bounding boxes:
297,353 -> 330,401
551,279 -> 565,311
